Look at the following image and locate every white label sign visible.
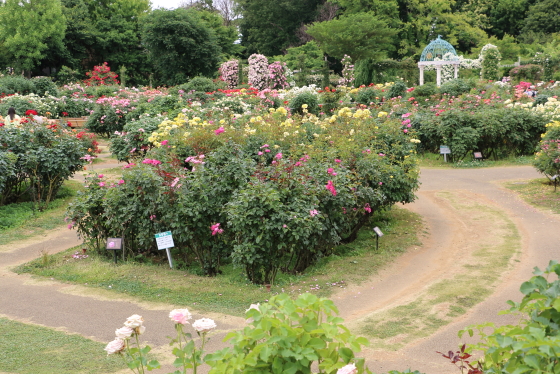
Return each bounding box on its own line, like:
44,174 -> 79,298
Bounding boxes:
155,231 -> 174,250
373,227 -> 384,237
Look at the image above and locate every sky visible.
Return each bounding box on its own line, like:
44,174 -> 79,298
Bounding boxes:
150,0 -> 184,9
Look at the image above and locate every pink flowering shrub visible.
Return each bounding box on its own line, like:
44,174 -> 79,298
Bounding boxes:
219,60 -> 239,89
248,54 -> 269,90
268,61 -> 289,90
340,55 -> 355,87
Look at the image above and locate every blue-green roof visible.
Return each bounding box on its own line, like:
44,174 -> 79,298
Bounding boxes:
420,36 -> 458,62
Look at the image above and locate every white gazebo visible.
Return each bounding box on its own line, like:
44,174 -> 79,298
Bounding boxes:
418,36 -> 460,86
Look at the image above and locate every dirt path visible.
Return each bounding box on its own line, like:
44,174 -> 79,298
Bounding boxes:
1,164 -> 559,373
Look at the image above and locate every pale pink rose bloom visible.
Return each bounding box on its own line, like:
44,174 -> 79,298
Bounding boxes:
245,303 -> 260,313
104,338 -> 125,355
169,308 -> 192,325
137,325 -> 146,335
192,318 -> 217,333
115,326 -> 134,339
124,314 -> 144,328
337,363 -> 357,374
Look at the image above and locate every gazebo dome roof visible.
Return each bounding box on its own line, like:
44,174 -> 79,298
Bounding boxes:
420,36 -> 458,62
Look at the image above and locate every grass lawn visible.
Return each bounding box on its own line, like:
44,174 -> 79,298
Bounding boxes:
15,207 -> 423,317
0,181 -> 83,246
0,318 -> 125,374
505,177 -> 560,214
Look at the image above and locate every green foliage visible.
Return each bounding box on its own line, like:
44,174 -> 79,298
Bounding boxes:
509,64 -> 543,81
109,116 -> 162,162
481,45 -> 502,80
0,76 -> 36,95
386,80 -> 407,99
0,123 -> 89,209
417,107 -> 548,160
32,77 -> 58,96
205,293 -> 371,374
184,76 -> 219,93
0,0 -> 66,74
289,92 -> 319,115
533,121 -> 560,180
413,83 -> 438,98
306,12 -> 396,61
439,79 -> 471,97
236,0 -> 323,56
355,88 -> 380,105
460,260 -> 560,373
275,41 -> 325,71
141,9 -> 221,86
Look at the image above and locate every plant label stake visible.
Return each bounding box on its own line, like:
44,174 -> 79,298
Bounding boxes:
440,145 -> 451,162
373,227 -> 384,251
106,238 -> 123,264
155,231 -> 174,269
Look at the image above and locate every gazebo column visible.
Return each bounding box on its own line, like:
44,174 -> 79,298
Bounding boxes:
454,63 -> 458,79
419,65 -> 424,85
436,66 -> 441,86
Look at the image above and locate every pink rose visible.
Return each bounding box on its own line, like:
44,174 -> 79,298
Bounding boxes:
169,308 -> 192,325
337,363 -> 357,374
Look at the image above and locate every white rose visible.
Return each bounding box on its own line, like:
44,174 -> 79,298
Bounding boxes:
124,314 -> 144,328
115,326 -> 134,339
104,338 -> 125,355
192,318 -> 217,333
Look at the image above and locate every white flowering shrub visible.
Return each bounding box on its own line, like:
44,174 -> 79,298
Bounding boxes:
340,55 -> 355,87
248,54 -> 269,90
281,84 -> 319,101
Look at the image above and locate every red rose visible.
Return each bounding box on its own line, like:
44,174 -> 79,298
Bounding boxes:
25,109 -> 38,116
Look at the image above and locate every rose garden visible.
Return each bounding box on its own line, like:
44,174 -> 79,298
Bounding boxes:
2,2 -> 560,372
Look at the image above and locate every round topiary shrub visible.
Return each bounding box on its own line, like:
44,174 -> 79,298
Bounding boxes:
289,92 -> 319,115
413,82 -> 438,98
355,88 -> 378,105
184,76 -> 218,93
386,80 -> 407,99
32,76 -> 58,96
439,78 -> 471,97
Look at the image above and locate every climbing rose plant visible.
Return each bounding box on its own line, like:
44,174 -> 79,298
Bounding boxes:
248,54 -> 269,90
84,62 -> 119,86
219,60 -> 239,89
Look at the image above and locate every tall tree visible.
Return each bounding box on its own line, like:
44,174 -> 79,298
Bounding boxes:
141,8 -> 221,85
236,0 -> 324,56
0,0 -> 66,76
306,12 -> 396,61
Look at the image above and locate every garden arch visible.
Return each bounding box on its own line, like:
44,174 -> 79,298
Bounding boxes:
418,36 -> 460,86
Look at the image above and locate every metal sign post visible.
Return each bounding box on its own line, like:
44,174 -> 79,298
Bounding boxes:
106,238 -> 123,264
373,227 -> 384,251
155,231 -> 175,268
440,145 -> 451,162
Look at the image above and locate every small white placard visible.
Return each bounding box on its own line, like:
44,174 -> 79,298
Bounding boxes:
373,227 -> 384,237
552,175 -> 559,180
155,231 -> 174,250
439,145 -> 451,154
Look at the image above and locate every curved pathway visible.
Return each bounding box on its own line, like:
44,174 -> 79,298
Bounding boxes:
1,165 -> 559,373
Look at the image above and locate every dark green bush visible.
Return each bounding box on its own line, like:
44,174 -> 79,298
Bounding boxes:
184,76 -> 218,93
412,83 -> 438,98
289,92 -> 319,115
533,94 -> 550,107
386,80 -> 407,99
439,79 -> 471,97
32,77 -> 58,96
0,76 -> 35,95
355,87 -> 379,105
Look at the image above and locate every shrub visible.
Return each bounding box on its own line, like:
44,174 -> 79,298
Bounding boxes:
355,88 -> 379,105
289,92 -> 319,115
386,80 -> 407,99
109,116 -> 162,162
32,76 -> 58,96
0,76 -> 35,95
439,79 -> 471,97
84,62 -> 119,86
534,120 -> 560,180
0,122 -> 90,209
412,83 -> 438,98
183,76 -> 218,93
481,44 -> 501,80
248,54 -> 269,90
206,293 -> 370,373
460,260 -> 560,372
509,64 -> 543,82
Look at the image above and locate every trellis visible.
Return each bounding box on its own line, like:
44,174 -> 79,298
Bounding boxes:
418,36 -> 460,86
